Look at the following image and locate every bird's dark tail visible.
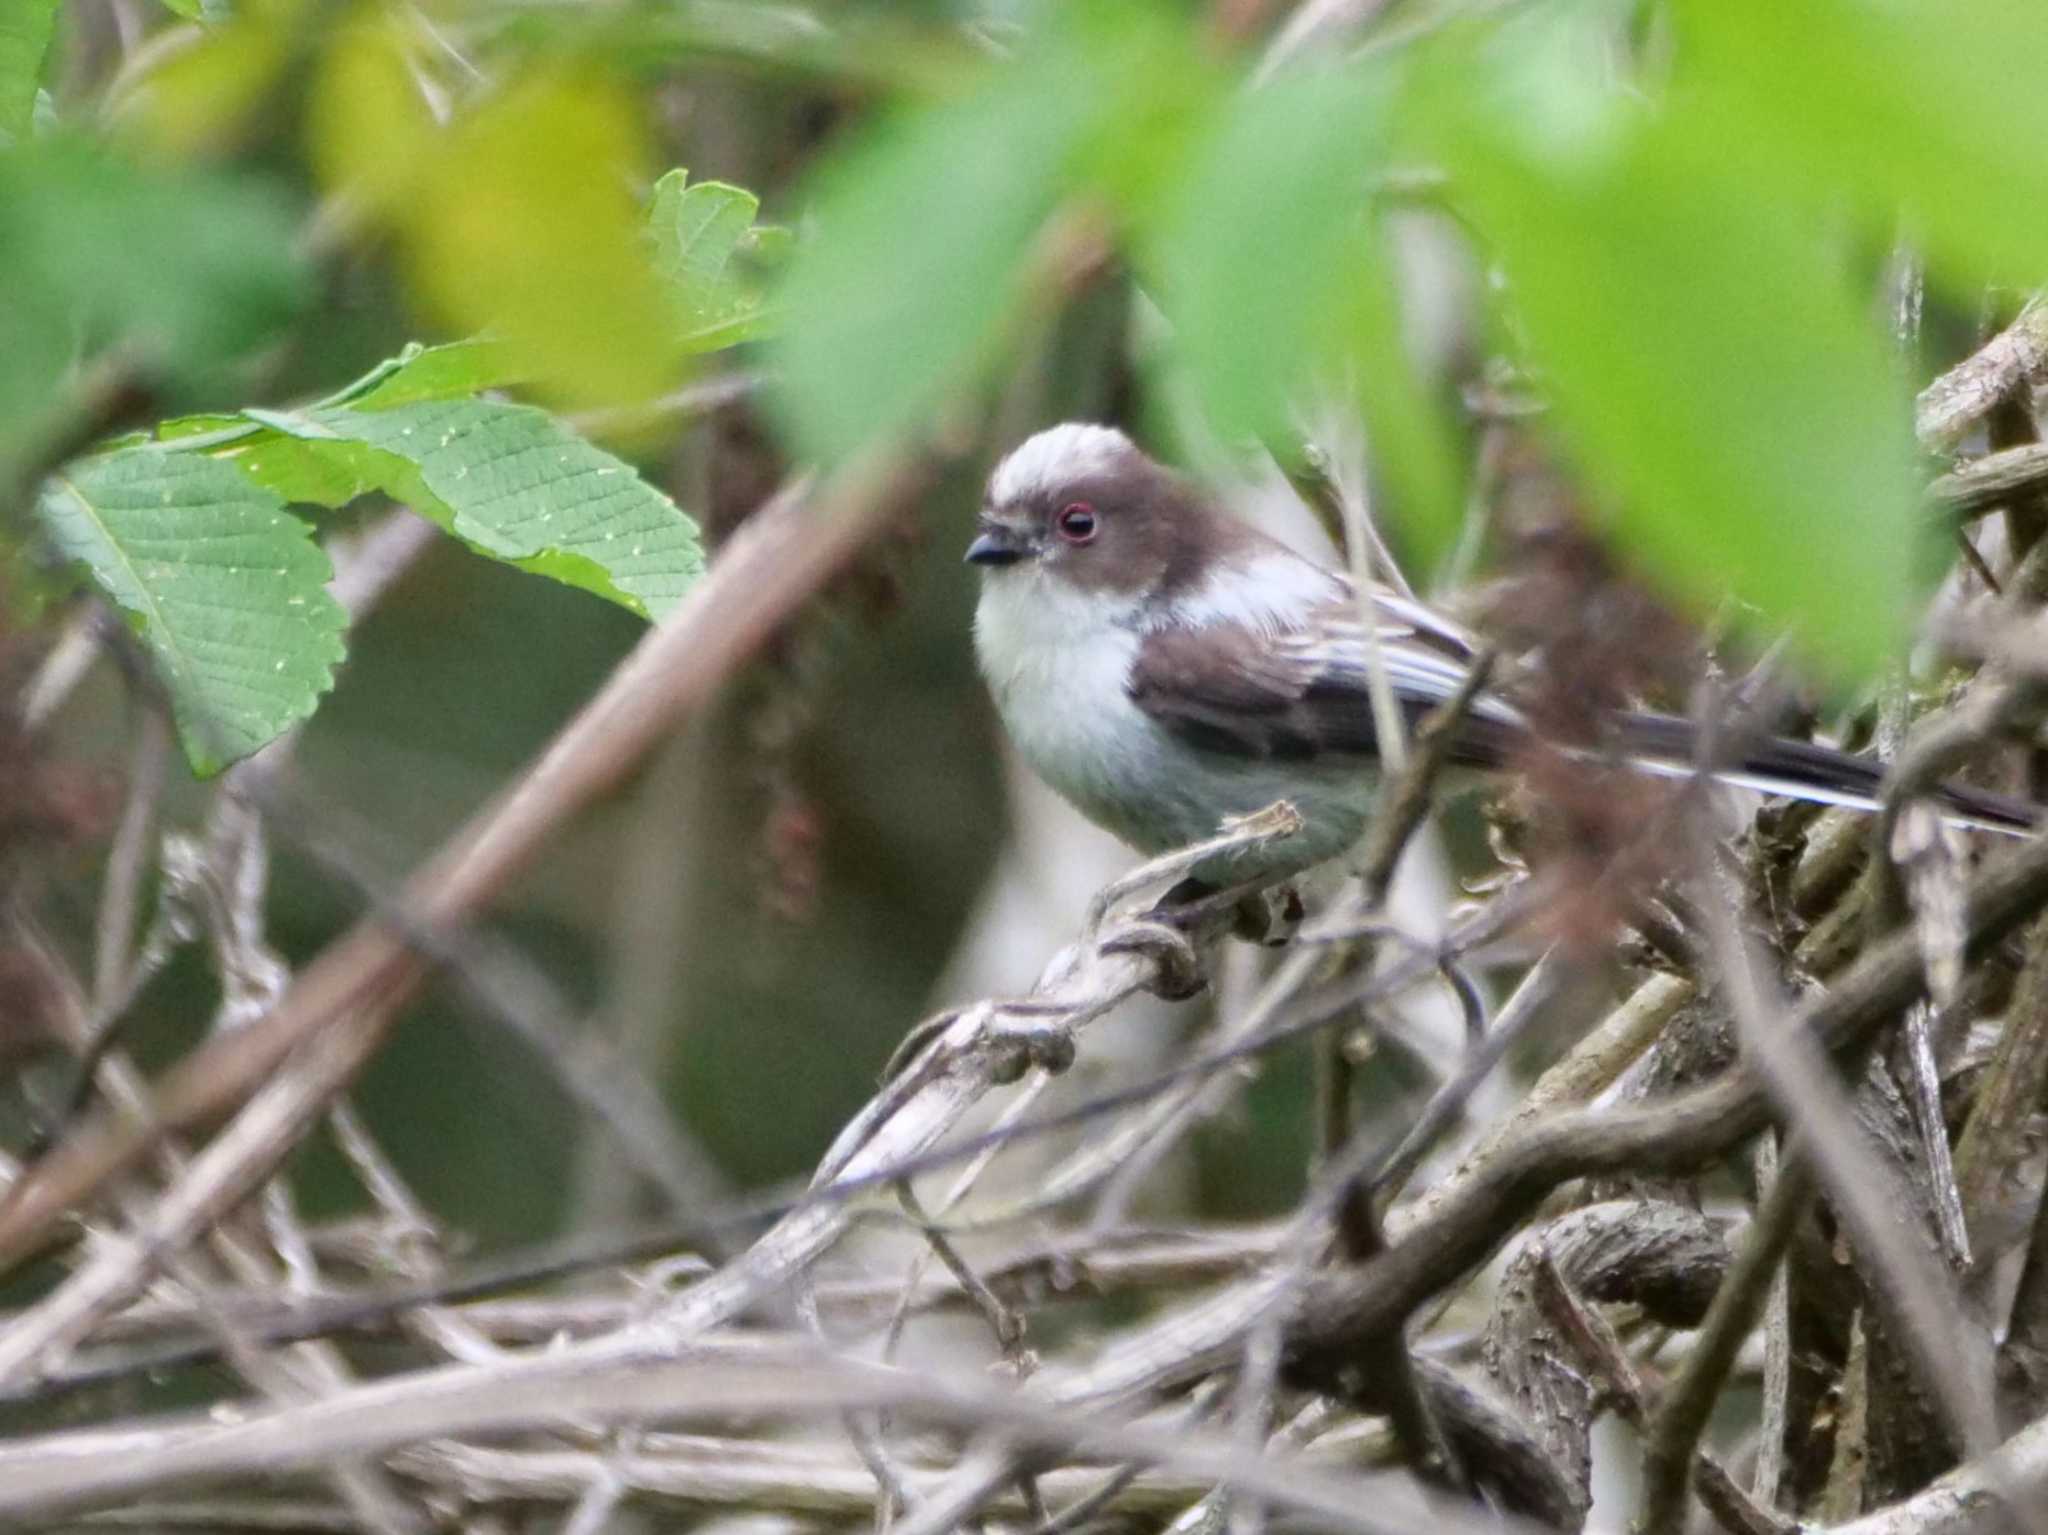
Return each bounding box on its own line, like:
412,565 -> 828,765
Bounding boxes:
1610,711 -> 2036,835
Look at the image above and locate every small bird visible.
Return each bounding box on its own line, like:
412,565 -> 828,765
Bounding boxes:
966,423 -> 2030,888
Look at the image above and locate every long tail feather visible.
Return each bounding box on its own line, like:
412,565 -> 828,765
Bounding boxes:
1613,712 -> 2035,835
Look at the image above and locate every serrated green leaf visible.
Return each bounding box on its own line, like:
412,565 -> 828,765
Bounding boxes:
648,170 -> 780,352
1415,17 -> 1918,677
0,0 -> 57,148
34,449 -> 346,774
650,171 -> 754,292
227,399 -> 703,619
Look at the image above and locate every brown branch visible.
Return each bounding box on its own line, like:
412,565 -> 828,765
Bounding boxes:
1527,1249 -> 1793,1535
1638,1151 -> 1816,1530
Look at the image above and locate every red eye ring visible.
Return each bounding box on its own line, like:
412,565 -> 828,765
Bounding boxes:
1056,502 -> 1098,543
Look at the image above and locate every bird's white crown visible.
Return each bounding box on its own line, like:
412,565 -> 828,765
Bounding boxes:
989,423 -> 1133,506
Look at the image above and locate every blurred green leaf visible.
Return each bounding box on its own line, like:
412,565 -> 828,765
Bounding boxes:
0,142 -> 302,477
648,169 -> 781,352
1154,65 -> 1464,561
228,399 -> 704,619
1415,17 -> 1918,676
1675,0 -> 2048,291
34,449 -> 345,774
0,142 -> 302,368
0,0 -> 56,148
1339,237 -> 1468,571
124,0 -> 301,155
771,4 -> 1179,464
1154,71 -> 1383,442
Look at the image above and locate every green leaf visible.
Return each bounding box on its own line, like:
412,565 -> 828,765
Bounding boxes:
0,142 -> 302,365
1153,64 -> 1465,562
1416,18 -> 1918,677
155,414 -> 251,442
34,449 -> 346,774
0,141 -> 302,479
129,0 -> 299,155
1675,0 -> 2048,291
227,399 -> 704,619
770,4 -> 1177,464
349,339 -> 529,410
397,70 -> 678,408
0,0 -> 57,147
648,169 -> 780,352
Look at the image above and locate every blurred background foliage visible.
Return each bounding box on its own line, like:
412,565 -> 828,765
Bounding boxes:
2,0 -> 2045,1264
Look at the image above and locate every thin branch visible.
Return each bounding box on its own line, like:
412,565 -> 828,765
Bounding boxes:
1917,295 -> 2048,453
0,1340 -> 1523,1534
1638,1149 -> 1816,1531
1691,831 -> 1999,1467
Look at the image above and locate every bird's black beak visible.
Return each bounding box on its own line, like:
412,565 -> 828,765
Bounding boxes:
964,524 -> 1030,567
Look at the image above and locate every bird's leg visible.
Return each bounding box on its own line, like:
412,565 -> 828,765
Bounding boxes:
1149,874 -> 1220,918
1232,883 -> 1306,946
1095,877 -> 1218,1000
1144,876 -> 1306,943
1104,918 -> 1207,1000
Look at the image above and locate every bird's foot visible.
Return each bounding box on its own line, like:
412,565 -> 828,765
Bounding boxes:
1232,884 -> 1305,946
1103,917 -> 1208,1001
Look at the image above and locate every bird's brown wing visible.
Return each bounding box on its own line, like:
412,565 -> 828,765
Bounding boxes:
1128,587 -> 1526,764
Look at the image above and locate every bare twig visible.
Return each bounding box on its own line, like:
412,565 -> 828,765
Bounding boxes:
1638,1148 -> 1816,1530
0,1339 -> 1530,1533
1917,296 -> 2048,453
1693,831 -> 1998,1464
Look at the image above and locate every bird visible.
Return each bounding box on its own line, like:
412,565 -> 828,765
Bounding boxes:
965,422 -> 2032,891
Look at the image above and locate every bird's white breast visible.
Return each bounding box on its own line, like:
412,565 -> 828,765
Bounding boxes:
973,571 -> 1161,844
973,565 -> 1376,874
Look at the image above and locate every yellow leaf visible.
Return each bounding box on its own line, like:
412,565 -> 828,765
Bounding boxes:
119,0 -> 304,158
400,71 -> 676,408
306,8 -> 432,217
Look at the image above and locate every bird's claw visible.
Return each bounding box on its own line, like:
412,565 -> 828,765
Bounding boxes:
1104,918 -> 1207,1000
1232,884 -> 1305,946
